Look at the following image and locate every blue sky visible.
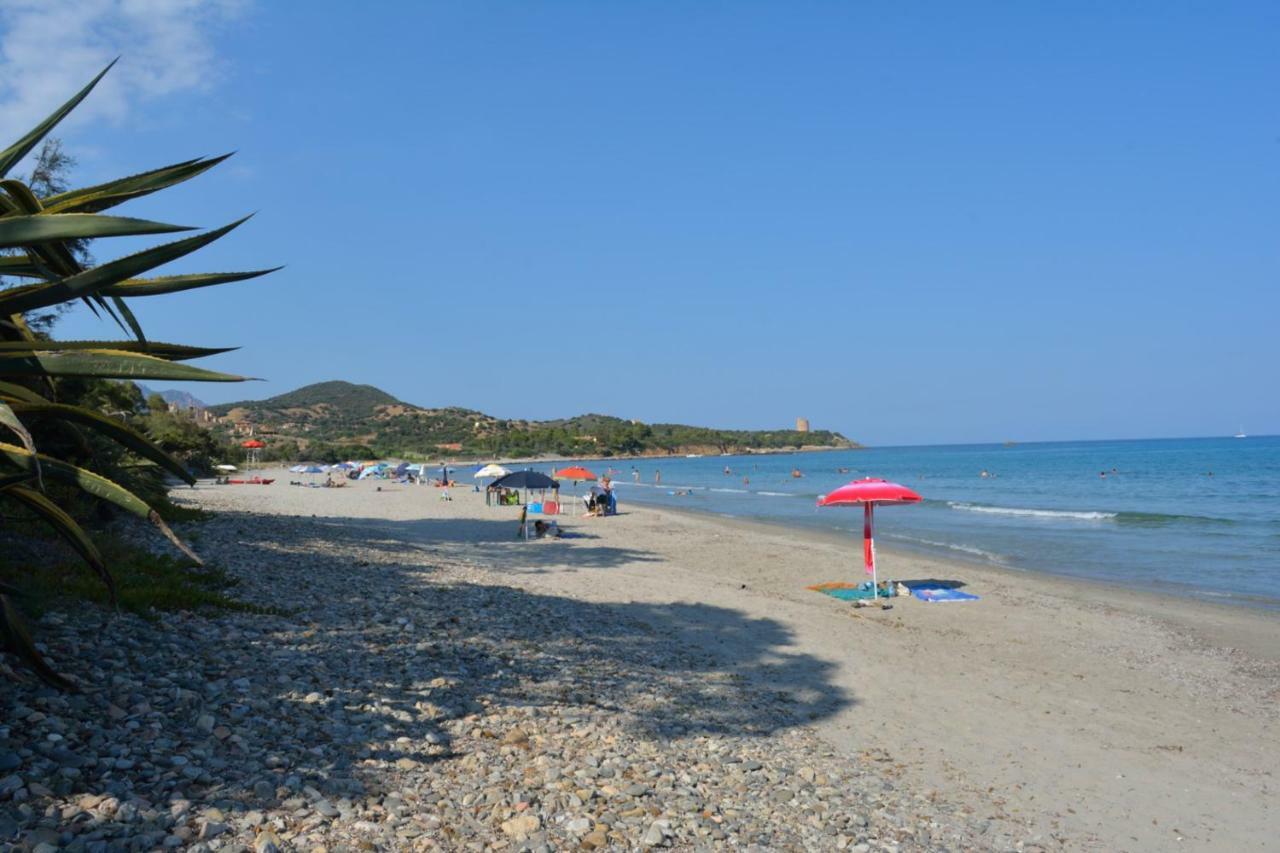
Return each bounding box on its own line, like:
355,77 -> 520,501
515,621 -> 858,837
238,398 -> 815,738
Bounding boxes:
3,1 -> 1277,445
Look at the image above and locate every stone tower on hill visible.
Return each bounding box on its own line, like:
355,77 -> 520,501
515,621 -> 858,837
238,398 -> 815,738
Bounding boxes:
796,417 -> 810,432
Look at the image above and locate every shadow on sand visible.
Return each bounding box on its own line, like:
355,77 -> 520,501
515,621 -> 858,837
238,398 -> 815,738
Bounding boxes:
5,507 -> 854,830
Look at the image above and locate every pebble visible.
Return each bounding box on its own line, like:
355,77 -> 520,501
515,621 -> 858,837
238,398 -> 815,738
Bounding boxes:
0,490 -> 1021,852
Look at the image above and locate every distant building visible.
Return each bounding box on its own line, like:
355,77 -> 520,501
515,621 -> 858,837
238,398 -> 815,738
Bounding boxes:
796,417 -> 810,433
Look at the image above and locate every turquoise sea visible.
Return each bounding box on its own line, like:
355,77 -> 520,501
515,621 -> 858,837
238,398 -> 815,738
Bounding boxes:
550,437 -> 1280,609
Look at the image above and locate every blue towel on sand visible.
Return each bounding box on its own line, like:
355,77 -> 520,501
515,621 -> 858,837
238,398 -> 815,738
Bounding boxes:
912,588 -> 979,602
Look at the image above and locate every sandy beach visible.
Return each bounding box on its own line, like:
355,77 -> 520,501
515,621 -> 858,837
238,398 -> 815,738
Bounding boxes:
190,474 -> 1276,850
3,474 -> 1275,851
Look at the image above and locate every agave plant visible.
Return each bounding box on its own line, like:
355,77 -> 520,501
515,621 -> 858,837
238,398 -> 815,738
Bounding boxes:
0,61 -> 275,684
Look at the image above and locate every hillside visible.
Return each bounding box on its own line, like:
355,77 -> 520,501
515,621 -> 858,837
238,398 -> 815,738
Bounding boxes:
207,380 -> 857,460
208,381 -> 402,416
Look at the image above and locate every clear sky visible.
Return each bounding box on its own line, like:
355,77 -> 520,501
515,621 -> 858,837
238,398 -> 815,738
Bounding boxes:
2,1 -> 1277,445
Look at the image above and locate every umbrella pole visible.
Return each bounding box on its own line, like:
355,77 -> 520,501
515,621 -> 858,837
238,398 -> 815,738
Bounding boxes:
865,503 -> 878,599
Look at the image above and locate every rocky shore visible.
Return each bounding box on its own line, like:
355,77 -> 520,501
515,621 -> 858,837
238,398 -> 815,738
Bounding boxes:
0,490 -> 1000,852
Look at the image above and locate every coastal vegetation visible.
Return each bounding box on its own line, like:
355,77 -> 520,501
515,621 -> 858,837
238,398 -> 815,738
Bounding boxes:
0,63 -> 274,682
209,380 -> 858,459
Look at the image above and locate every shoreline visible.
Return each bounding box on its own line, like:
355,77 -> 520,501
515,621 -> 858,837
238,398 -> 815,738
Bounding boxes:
628,496 -> 1280,616
630,500 -> 1280,659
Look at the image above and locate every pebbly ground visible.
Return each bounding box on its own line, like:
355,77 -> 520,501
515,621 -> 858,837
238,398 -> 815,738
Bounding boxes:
0,497 -> 1020,852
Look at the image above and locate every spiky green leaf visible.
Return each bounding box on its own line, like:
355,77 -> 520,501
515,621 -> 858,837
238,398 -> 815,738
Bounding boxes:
0,442 -> 202,565
0,254 -> 47,279
0,349 -> 250,382
0,594 -> 72,688
0,399 -> 40,489
4,485 -> 111,593
0,381 -> 46,404
8,400 -> 195,485
0,340 -> 237,361
0,213 -> 192,250
99,267 -> 281,297
0,217 -> 249,315
41,154 -> 233,214
0,60 -> 115,179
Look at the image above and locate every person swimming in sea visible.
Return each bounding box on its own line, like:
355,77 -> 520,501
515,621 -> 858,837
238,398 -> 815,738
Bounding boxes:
791,468 -> 803,478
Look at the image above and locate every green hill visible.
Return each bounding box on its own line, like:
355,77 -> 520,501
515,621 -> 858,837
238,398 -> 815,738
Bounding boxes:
207,380 -> 858,460
209,381 -> 402,417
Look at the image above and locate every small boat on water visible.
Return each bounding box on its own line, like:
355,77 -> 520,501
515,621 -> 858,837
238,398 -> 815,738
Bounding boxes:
1234,427 -> 1247,439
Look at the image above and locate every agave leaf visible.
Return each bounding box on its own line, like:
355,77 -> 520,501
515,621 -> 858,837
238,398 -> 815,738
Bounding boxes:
0,349 -> 250,382
41,154 -> 234,214
0,399 -> 35,456
0,380 -> 46,404
109,295 -> 147,344
4,485 -> 112,595
0,60 -> 116,179
0,254 -> 48,279
99,267 -> 282,297
0,593 -> 73,688
0,400 -> 41,489
0,217 -> 250,315
0,340 -> 237,361
0,180 -> 86,281
0,213 -> 192,250
0,442 -> 202,565
8,400 -> 195,485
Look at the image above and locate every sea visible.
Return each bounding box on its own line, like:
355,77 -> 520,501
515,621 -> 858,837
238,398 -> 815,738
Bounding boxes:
547,436 -> 1280,610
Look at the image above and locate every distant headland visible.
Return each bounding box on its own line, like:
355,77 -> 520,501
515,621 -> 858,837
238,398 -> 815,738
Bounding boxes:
183,381 -> 859,461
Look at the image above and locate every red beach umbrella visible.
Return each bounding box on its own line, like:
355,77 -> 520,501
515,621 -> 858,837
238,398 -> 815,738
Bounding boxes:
817,478 -> 922,599
553,466 -> 598,516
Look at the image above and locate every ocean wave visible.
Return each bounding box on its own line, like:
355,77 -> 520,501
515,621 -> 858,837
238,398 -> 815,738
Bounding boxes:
709,487 -> 749,493
945,501 -> 1232,525
948,502 -> 1116,521
757,491 -> 797,497
892,534 -> 1009,565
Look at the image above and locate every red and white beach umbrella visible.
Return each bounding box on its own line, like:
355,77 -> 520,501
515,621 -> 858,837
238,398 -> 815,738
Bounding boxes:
817,478 -> 922,599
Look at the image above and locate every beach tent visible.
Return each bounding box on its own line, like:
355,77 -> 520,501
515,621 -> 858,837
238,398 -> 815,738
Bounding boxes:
489,470 -> 559,505
817,478 -> 922,600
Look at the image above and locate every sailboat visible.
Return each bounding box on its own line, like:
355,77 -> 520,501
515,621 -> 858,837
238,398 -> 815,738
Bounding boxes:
1234,426 -> 1247,439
